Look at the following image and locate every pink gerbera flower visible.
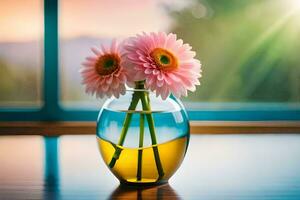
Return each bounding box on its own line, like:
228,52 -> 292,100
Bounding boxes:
125,32 -> 202,99
80,40 -> 127,98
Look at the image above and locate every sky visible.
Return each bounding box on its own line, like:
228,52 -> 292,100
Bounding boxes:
0,0 -> 191,42
0,0 -> 43,42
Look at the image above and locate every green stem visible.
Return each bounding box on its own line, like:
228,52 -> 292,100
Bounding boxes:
140,92 -> 165,180
108,91 -> 140,168
137,113 -> 144,181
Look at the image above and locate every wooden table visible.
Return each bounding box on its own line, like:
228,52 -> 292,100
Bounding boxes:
1,134 -> 300,199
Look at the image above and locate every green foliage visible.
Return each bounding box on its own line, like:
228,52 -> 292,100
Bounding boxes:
0,58 -> 39,106
170,0 -> 300,102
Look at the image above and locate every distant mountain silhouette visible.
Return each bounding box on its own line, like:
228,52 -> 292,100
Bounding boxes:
0,36 -> 110,69
0,36 -> 110,82
0,40 -> 41,68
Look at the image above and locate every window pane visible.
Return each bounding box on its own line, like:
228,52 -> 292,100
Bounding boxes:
0,0 -> 43,107
60,0 -> 300,108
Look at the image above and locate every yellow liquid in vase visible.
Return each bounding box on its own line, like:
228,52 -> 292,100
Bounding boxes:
97,136 -> 188,184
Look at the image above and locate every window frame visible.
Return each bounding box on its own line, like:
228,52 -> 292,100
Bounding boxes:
0,0 -> 300,125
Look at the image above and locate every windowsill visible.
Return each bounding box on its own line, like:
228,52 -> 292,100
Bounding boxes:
0,121 -> 299,135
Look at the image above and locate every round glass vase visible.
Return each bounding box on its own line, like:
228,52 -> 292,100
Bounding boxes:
96,89 -> 190,186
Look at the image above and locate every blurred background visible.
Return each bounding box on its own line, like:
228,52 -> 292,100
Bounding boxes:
0,0 -> 300,108
1,1 -> 300,199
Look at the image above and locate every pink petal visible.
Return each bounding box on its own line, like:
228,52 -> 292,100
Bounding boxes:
160,86 -> 169,100
156,79 -> 164,87
157,72 -> 164,81
82,62 -> 94,67
153,69 -> 159,75
100,44 -> 108,54
111,79 -> 120,89
111,39 -> 118,53
86,56 -> 97,62
106,76 -> 113,84
101,84 -> 109,92
145,68 -> 152,74
91,47 -> 101,56
167,73 -> 181,82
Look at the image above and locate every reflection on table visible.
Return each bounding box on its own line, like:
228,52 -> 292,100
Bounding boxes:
1,134 -> 300,199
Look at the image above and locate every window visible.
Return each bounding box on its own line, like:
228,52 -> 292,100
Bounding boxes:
0,0 -> 43,107
59,0 -> 179,108
0,0 -> 299,122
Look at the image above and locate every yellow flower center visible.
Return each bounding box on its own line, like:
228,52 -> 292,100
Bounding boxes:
150,48 -> 178,71
95,54 -> 120,76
